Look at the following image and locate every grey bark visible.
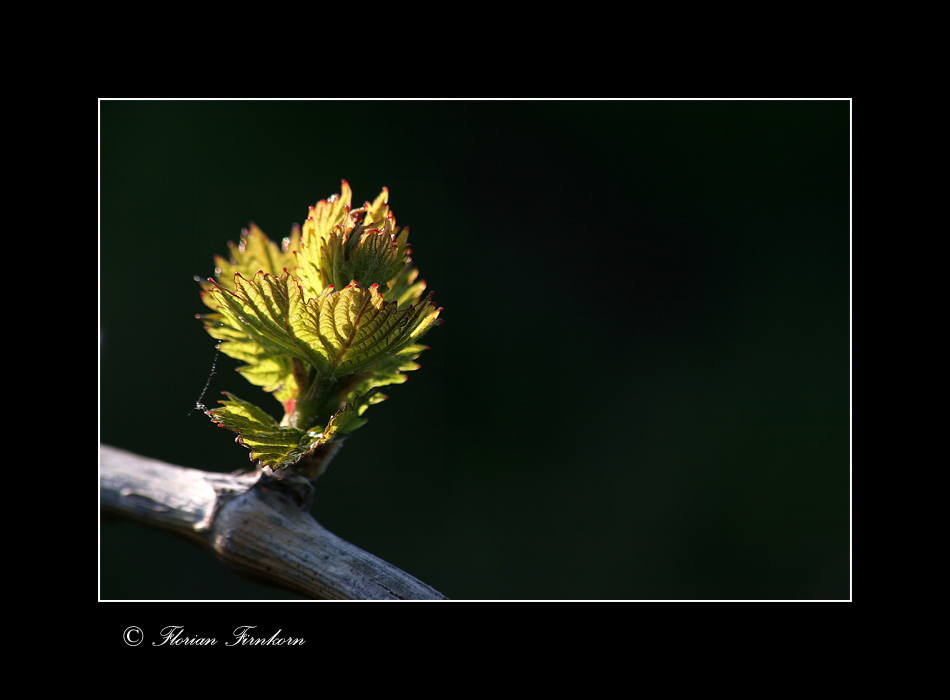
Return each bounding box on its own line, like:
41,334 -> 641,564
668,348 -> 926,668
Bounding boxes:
99,445 -> 446,600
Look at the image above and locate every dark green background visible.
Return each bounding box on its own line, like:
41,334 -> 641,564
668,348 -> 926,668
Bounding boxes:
99,99 -> 850,600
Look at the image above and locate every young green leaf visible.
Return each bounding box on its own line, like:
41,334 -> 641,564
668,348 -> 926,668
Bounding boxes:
206,394 -> 363,470
290,281 -> 439,378
204,223 -> 300,292
198,182 -> 441,473
208,271 -> 319,368
206,393 -> 327,469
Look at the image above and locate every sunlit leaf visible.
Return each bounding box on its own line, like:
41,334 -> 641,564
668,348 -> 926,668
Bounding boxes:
206,393 -> 356,470
294,181 -> 354,300
349,343 -> 426,396
208,271 -> 320,368
290,281 -> 440,378
201,223 -> 300,294
198,182 -> 442,471
236,355 -> 299,404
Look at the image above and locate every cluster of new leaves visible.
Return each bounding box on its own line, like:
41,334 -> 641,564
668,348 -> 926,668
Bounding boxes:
198,181 -> 441,471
